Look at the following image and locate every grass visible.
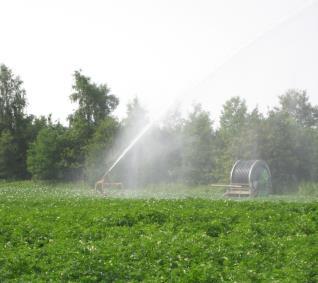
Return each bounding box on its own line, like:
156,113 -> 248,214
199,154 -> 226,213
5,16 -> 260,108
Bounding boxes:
0,181 -> 317,282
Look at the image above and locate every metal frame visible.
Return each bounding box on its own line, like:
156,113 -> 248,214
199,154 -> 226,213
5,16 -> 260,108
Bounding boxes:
248,160 -> 259,191
227,159 -> 272,197
230,160 -> 240,185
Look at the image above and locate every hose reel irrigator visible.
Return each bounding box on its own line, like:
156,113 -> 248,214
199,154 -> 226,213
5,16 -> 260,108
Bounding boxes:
212,160 -> 272,197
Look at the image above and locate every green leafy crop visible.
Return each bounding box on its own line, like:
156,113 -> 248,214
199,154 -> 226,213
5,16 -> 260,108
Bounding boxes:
0,182 -> 317,282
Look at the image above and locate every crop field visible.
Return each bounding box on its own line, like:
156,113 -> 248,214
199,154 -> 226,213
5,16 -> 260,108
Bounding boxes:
0,181 -> 317,282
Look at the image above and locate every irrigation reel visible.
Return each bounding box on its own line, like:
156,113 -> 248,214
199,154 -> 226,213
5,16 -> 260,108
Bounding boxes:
211,160 -> 272,198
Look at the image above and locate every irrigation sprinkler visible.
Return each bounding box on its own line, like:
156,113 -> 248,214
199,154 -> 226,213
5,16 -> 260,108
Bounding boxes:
95,171 -> 123,195
211,160 -> 272,197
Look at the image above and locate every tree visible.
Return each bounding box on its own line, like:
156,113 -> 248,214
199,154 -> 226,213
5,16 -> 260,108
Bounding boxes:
310,130 -> 318,181
0,64 -> 38,179
85,117 -> 119,184
0,131 -> 18,179
261,103 -> 318,192
260,111 -> 300,192
69,70 -> 119,126
225,107 -> 265,163
65,71 -> 120,180
254,90 -> 318,192
114,97 -> 149,188
0,64 -> 27,132
215,97 -> 248,182
219,96 -> 247,133
181,104 -> 215,185
278,89 -> 318,128
27,124 -> 67,180
159,109 -> 184,182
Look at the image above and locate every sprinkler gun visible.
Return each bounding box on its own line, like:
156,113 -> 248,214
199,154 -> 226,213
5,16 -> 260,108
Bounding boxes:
95,170 -> 123,195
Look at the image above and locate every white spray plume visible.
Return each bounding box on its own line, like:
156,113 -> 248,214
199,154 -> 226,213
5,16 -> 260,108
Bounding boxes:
103,0 -> 318,177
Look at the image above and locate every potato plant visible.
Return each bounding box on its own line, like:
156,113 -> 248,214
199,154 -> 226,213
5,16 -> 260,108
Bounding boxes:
0,182 -> 317,282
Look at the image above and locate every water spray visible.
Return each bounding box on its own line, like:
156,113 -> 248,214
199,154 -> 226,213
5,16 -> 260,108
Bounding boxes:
97,0 -> 318,188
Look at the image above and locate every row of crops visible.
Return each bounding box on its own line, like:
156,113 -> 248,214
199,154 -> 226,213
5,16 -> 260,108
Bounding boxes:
0,181 -> 317,282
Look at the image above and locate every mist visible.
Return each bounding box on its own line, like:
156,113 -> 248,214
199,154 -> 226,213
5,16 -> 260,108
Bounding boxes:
95,89 -> 318,197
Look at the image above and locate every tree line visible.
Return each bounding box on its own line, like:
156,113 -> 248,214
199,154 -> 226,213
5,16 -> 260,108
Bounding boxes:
1,64 -> 318,192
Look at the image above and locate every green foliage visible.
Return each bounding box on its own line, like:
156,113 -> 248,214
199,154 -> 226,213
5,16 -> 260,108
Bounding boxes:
66,70 -> 120,180
278,89 -> 318,127
69,70 -> 119,126
27,125 -> 67,180
0,182 -> 317,282
60,121 -> 91,180
182,104 -> 215,185
219,96 -> 247,132
122,97 -> 148,128
215,97 -> 248,182
0,64 -> 43,179
85,117 -> 119,184
25,70 -> 120,182
261,112 -> 315,192
0,64 -> 26,132
0,131 -> 18,179
1,62 -> 318,193
214,91 -> 318,192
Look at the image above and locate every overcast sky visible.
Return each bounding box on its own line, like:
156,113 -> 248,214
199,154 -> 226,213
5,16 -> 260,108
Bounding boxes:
1,0 -> 317,123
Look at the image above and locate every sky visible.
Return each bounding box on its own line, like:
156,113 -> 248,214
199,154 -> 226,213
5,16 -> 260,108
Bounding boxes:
1,0 -> 318,124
